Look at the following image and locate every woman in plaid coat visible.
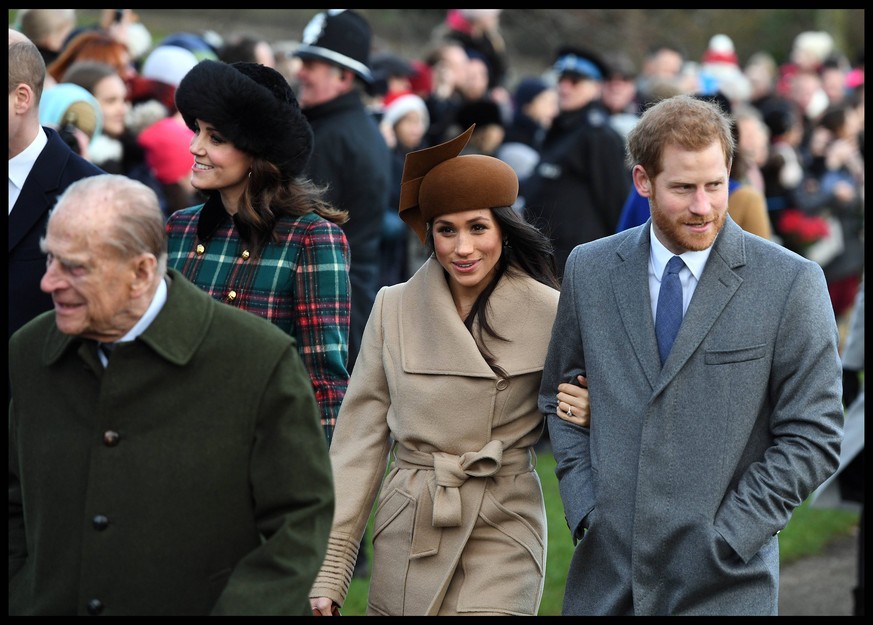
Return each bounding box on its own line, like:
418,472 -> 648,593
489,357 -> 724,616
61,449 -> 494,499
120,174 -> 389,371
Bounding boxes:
167,60 -> 351,444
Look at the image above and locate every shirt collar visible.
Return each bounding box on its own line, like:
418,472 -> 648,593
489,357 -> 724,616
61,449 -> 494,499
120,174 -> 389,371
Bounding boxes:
117,276 -> 169,344
9,126 -> 47,190
649,223 -> 712,282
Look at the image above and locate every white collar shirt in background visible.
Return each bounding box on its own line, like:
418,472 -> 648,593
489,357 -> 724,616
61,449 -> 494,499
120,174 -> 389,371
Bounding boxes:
8,126 -> 47,214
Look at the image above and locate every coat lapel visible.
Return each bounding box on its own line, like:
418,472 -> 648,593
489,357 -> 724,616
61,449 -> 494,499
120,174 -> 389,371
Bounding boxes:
612,224 -> 662,389
136,270 -> 213,366
400,258 -> 491,376
653,218 -> 746,394
485,271 -> 558,375
9,130 -> 65,252
399,258 -> 557,377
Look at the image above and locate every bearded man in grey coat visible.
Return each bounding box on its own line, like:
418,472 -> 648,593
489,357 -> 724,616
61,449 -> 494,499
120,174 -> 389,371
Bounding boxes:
540,95 -> 843,616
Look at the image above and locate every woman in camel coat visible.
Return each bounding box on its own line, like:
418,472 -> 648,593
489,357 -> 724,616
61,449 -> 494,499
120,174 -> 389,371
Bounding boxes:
310,126 -> 570,616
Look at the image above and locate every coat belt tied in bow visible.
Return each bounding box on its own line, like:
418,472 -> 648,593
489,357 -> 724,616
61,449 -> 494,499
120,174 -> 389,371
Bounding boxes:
430,439 -> 504,527
394,441 -> 535,557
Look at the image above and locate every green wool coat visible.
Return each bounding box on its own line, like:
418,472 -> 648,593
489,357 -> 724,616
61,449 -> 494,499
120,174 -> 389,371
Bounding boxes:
9,269 -> 335,616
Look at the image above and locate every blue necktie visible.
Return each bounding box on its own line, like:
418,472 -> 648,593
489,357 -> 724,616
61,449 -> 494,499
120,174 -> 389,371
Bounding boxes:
655,256 -> 685,365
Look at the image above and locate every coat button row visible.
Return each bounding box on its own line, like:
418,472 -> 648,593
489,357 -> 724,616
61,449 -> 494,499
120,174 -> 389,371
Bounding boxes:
86,598 -> 104,615
103,430 -> 120,446
92,515 -> 109,531
195,244 -> 250,260
227,290 -> 237,302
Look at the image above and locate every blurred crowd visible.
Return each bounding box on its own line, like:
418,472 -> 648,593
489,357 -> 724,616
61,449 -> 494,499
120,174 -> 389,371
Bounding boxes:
8,8 -> 865,616
12,8 -> 864,328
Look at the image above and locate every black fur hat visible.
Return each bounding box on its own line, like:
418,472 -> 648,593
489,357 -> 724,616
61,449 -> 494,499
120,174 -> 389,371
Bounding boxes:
175,60 -> 313,179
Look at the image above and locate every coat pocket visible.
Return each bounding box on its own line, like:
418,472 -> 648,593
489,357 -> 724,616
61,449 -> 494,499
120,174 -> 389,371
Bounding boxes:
369,488 -> 415,616
478,490 -> 545,575
455,490 -> 546,615
704,343 -> 767,365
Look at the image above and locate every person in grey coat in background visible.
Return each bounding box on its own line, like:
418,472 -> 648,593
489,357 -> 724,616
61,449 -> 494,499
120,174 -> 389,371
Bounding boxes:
539,94 -> 843,616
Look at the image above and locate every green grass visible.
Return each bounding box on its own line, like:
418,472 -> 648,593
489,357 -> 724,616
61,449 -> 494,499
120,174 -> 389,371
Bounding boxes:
339,449 -> 859,616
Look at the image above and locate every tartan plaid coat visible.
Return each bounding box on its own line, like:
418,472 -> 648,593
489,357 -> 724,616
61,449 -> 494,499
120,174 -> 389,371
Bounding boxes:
167,196 -> 351,444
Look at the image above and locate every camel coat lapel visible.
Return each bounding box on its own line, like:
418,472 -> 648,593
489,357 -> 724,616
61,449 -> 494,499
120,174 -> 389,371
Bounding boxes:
400,258 -> 555,377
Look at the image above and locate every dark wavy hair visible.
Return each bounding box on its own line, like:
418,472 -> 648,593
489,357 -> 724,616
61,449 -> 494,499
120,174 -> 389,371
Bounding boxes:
425,205 -> 559,376
233,158 -> 348,254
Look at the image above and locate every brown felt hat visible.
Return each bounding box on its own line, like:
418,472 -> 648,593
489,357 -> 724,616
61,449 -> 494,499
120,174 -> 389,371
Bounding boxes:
399,125 -> 519,243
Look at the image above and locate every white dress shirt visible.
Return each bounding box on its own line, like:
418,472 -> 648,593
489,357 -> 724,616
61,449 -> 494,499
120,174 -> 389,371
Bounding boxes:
648,224 -> 713,323
9,126 -> 47,214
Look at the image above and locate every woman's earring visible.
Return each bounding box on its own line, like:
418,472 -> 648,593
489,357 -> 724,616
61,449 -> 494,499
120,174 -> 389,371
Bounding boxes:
248,170 -> 252,179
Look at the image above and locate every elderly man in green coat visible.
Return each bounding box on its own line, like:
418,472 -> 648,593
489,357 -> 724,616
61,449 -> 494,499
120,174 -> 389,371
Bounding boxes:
8,175 -> 335,616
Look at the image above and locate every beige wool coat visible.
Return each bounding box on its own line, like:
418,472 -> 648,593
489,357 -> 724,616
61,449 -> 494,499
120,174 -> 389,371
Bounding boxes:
310,257 -> 559,615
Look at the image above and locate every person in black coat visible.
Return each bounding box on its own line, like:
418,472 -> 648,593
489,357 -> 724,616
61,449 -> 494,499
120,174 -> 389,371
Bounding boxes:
293,9 -> 394,581
294,10 -> 392,374
522,46 -> 630,279
9,29 -> 104,343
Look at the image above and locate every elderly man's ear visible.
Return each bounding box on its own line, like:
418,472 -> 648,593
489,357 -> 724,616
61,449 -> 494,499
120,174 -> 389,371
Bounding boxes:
130,253 -> 158,297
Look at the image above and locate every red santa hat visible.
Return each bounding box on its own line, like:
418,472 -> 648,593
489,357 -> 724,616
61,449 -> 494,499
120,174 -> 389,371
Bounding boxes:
702,34 -> 739,66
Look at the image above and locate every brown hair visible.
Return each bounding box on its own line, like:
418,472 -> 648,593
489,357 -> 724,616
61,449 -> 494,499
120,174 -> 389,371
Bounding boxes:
61,60 -> 118,94
9,37 -> 46,102
235,158 -> 348,255
626,94 -> 734,180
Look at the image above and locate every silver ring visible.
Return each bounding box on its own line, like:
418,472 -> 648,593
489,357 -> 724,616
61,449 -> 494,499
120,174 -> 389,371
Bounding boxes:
566,406 -> 574,417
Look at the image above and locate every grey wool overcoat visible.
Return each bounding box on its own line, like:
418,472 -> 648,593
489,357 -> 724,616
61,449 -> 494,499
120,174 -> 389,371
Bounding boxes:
309,257 -> 559,615
539,217 -> 844,616
9,270 -> 335,615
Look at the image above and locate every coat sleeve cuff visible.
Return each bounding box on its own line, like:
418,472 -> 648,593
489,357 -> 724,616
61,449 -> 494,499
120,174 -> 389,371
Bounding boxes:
309,533 -> 360,607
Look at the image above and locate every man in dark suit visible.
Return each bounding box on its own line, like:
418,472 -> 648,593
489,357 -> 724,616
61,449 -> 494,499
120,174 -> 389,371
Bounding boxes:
540,94 -> 843,615
9,175 -> 334,615
9,28 -> 104,341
